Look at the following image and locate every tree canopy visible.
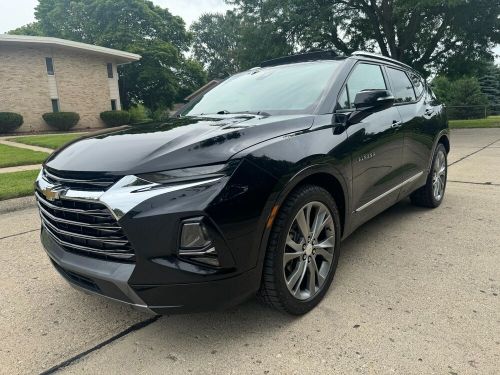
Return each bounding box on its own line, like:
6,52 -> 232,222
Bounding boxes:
210,0 -> 499,76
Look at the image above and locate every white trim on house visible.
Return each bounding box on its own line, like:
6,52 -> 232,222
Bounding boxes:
0,34 -> 141,64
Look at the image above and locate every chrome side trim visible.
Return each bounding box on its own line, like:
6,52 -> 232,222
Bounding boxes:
354,171 -> 424,213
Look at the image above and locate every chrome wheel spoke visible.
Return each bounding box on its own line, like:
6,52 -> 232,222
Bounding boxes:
295,207 -> 310,240
307,261 -> 317,295
286,236 -> 303,252
314,247 -> 333,263
286,260 -> 306,291
283,251 -> 302,264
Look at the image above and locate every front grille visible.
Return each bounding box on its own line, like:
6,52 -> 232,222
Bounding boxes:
43,168 -> 117,191
36,190 -> 135,262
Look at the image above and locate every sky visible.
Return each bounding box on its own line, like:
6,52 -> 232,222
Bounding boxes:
0,0 -> 232,33
0,0 -> 498,62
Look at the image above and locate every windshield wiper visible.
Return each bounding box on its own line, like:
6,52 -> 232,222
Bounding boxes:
216,110 -> 271,117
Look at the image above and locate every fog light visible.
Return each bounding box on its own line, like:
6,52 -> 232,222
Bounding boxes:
180,222 -> 211,249
179,219 -> 220,267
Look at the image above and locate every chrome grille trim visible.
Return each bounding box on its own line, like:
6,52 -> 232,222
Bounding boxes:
37,203 -> 120,230
42,222 -> 134,259
35,191 -> 110,217
36,171 -> 135,261
43,169 -> 116,189
41,216 -> 129,245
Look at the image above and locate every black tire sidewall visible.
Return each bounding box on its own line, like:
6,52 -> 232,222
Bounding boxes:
270,186 -> 341,315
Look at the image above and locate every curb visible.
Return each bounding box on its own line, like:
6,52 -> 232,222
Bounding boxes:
0,195 -> 37,215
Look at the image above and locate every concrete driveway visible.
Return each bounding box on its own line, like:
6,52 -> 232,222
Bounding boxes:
1,129 -> 499,375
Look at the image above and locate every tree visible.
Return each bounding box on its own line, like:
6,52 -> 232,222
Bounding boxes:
191,11 -> 292,80
191,12 -> 242,79
478,63 -> 500,113
9,0 -> 206,110
433,76 -> 489,119
226,0 -> 500,75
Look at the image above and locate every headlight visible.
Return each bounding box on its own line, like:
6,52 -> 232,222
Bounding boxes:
138,161 -> 239,185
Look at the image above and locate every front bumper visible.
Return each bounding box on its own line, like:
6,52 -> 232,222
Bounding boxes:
36,160 -> 278,313
42,227 -> 261,314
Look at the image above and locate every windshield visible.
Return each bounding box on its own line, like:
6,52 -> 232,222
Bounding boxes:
183,61 -> 341,116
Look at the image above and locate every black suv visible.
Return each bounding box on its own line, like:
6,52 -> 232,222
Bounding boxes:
36,51 -> 449,315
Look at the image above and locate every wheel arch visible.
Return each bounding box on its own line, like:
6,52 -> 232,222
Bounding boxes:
255,164 -> 350,272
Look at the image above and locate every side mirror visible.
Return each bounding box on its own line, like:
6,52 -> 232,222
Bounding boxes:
353,89 -> 395,111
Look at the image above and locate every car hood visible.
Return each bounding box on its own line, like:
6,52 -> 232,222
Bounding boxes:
45,114 -> 314,175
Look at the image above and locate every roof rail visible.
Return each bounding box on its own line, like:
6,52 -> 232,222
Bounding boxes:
260,50 -> 339,68
351,51 -> 414,71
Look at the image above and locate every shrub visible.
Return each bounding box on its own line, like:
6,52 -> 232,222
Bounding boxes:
100,110 -> 131,127
0,112 -> 23,133
128,104 -> 151,124
42,112 -> 80,130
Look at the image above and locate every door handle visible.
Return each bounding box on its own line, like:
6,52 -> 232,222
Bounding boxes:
391,120 -> 402,129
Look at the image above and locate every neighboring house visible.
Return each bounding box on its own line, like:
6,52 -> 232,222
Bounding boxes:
0,34 -> 141,132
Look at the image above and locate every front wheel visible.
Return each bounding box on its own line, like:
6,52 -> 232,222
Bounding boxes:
410,143 -> 448,208
259,185 -> 341,315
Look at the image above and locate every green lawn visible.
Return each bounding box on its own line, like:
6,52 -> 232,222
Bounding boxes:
0,169 -> 39,201
8,133 -> 85,150
0,144 -> 49,168
449,116 -> 500,129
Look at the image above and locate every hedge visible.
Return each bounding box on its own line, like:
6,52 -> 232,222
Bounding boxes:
100,110 -> 131,127
42,112 -> 80,131
0,112 -> 23,133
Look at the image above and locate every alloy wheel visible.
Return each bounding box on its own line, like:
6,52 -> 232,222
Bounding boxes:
432,150 -> 446,201
283,201 -> 335,300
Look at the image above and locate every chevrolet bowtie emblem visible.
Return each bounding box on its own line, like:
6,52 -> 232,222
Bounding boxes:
41,186 -> 65,201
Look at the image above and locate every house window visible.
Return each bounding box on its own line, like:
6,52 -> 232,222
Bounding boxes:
111,99 -> 117,111
107,63 -> 113,78
51,99 -> 59,112
46,57 -> 54,75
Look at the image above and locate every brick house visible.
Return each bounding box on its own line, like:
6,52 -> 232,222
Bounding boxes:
0,35 -> 141,132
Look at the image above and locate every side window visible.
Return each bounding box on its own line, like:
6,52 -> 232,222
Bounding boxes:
408,72 -> 424,98
336,63 -> 386,110
386,68 -> 416,103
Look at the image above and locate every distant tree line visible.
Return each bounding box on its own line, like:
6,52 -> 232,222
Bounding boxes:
10,0 -> 500,118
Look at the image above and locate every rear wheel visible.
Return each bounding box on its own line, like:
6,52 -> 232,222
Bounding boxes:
410,143 -> 447,208
259,185 -> 341,315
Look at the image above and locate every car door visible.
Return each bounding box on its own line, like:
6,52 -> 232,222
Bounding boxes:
384,67 -> 437,184
335,62 -> 405,225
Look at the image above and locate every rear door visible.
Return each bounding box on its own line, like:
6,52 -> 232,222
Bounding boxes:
384,67 -> 435,182
335,62 -> 405,223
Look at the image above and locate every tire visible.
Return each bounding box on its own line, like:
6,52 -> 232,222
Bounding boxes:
410,143 -> 448,208
258,185 -> 341,315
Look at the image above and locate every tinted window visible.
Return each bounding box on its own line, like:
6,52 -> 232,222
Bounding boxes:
386,68 -> 416,103
51,99 -> 59,112
337,63 -> 386,109
46,57 -> 54,75
111,99 -> 117,111
184,61 -> 341,116
408,72 -> 424,98
107,63 -> 114,78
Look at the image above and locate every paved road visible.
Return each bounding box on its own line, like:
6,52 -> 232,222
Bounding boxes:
1,129 -> 499,375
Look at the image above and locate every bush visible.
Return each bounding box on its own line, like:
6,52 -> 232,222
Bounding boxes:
42,112 -> 80,130
128,104 -> 151,124
0,112 -> 23,133
100,110 -> 131,127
